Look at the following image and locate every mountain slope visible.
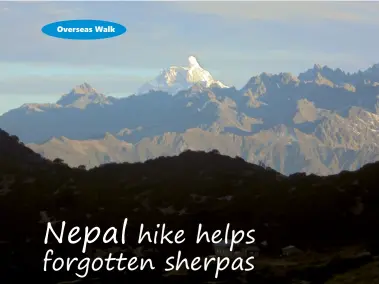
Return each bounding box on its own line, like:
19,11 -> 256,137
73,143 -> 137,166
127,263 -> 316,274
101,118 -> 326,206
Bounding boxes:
0,129 -> 47,168
28,124 -> 379,175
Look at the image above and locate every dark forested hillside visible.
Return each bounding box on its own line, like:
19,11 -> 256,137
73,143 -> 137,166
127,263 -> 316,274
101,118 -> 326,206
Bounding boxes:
1,129 -> 379,284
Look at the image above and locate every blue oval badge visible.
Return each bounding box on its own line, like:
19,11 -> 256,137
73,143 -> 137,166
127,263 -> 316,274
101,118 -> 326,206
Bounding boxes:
42,19 -> 127,40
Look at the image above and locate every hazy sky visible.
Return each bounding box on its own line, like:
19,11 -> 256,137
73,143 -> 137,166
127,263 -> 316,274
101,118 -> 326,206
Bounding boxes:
1,1 -> 379,114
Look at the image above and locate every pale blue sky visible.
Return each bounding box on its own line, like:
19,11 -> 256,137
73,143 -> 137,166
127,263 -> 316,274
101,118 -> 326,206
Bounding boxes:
1,1 -> 379,114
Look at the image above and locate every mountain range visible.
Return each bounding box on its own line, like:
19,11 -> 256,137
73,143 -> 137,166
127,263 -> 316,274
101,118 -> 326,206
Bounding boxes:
1,56 -> 379,175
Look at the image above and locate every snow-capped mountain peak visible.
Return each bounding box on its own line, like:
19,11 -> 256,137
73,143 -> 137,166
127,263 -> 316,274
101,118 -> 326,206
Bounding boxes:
136,56 -> 229,95
71,82 -> 97,95
188,55 -> 200,68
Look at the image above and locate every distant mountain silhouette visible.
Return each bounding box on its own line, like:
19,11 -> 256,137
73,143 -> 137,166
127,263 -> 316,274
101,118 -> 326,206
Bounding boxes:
56,82 -> 113,109
1,59 -> 379,175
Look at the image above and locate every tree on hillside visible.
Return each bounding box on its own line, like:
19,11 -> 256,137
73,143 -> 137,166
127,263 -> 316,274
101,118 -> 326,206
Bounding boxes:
53,158 -> 65,165
258,160 -> 267,169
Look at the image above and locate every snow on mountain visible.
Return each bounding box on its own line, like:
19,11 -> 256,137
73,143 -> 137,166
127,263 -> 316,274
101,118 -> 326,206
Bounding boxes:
137,56 -> 229,95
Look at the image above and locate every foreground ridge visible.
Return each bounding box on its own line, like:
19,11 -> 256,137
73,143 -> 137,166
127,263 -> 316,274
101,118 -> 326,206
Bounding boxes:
1,129 -> 379,283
